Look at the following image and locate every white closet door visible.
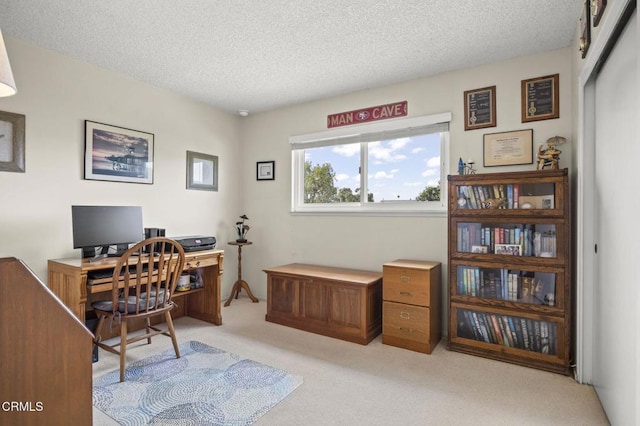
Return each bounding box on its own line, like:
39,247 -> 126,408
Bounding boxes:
593,10 -> 638,425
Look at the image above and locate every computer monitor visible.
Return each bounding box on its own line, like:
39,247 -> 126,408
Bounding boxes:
72,205 -> 144,259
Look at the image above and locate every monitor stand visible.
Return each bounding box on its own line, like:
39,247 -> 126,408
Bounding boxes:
107,244 -> 130,257
82,244 -> 130,261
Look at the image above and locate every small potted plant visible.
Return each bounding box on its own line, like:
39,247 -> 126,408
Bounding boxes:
235,214 -> 250,243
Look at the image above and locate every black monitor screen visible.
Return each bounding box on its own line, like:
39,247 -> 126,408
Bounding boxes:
72,205 -> 143,257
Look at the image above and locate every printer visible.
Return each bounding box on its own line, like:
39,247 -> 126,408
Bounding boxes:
171,235 -> 216,252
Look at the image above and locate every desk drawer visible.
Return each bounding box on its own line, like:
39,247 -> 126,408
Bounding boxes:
383,266 -> 430,306
185,253 -> 218,269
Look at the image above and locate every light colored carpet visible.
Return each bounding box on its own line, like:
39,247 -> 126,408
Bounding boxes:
93,297 -> 610,425
93,341 -> 302,425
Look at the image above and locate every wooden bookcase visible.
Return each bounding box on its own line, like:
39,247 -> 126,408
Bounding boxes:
447,169 -> 571,375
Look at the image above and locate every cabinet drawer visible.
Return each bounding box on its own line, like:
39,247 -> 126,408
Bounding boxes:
184,253 -> 218,269
382,301 -> 429,343
383,266 -> 430,306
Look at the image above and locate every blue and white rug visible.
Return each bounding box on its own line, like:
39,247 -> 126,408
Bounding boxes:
93,341 -> 303,425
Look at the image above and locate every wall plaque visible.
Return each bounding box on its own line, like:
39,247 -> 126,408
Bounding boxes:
521,74 -> 559,123
464,86 -> 496,131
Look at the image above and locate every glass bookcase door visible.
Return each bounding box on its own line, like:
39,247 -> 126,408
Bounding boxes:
456,222 -> 557,258
454,307 -> 558,355
454,181 -> 557,211
454,266 -> 558,307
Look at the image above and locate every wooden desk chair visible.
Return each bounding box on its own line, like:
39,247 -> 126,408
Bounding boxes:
92,237 -> 186,382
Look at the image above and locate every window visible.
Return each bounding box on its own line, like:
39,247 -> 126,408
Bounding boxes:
291,112 -> 451,215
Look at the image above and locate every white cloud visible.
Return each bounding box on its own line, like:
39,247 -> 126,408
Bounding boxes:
369,140 -> 408,162
404,181 -> 423,187
411,147 -> 424,154
373,170 -> 395,179
335,173 -> 350,182
426,156 -> 440,167
332,144 -> 359,157
422,169 -> 437,177
388,137 -> 410,150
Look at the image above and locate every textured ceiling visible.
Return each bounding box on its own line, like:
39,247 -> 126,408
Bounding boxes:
0,1 -> 582,115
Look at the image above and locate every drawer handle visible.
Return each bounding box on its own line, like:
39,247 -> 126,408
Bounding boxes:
186,260 -> 200,268
399,291 -> 413,296
399,327 -> 413,333
400,311 -> 411,319
400,275 -> 411,283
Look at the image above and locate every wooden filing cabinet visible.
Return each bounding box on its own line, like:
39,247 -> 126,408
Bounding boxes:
382,259 -> 441,354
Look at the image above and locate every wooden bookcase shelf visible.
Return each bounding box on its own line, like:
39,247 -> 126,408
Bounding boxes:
447,169 -> 572,375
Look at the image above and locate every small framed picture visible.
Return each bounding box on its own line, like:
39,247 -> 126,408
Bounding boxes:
471,245 -> 488,254
257,160 -> 275,181
186,150 -> 218,191
495,244 -> 522,256
0,110 -> 25,173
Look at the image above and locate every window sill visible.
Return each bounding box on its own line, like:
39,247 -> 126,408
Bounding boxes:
290,208 -> 447,218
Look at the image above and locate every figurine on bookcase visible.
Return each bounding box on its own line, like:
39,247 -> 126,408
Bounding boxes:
536,136 -> 566,170
458,157 -> 476,175
235,214 -> 250,243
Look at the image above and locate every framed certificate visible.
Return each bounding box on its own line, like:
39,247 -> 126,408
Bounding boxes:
463,86 -> 496,131
483,129 -> 533,167
521,74 -> 559,122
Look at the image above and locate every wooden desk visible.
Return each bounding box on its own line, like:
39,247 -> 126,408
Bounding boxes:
48,249 -> 224,329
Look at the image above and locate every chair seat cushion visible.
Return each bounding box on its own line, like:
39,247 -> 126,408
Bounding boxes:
92,289 -> 169,314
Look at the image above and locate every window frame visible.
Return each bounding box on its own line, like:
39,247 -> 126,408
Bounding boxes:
290,112 -> 451,216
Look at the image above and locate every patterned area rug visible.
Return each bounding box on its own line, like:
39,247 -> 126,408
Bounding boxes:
93,341 -> 303,425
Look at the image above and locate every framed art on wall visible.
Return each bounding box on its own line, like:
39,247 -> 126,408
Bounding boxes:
84,120 -> 154,184
591,0 -> 606,27
186,150 -> 218,191
257,160 -> 275,181
579,0 -> 591,58
463,86 -> 496,131
521,74 -> 560,122
0,110 -> 25,173
483,129 -> 533,167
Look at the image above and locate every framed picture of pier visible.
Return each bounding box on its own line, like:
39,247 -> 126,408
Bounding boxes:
84,120 -> 154,184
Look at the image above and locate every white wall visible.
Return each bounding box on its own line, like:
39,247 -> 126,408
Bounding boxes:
0,38 -> 243,298
240,48 -> 575,334
0,37 -> 575,337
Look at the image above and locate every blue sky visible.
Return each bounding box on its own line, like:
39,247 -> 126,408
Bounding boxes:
305,133 -> 441,202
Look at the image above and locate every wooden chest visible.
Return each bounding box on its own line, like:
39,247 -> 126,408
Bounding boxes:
264,263 -> 383,345
382,259 -> 441,354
